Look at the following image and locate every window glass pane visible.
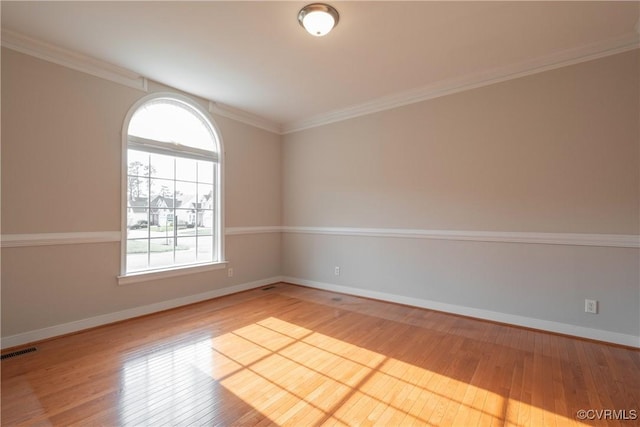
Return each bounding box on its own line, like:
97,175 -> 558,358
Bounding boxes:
150,179 -> 174,227
197,161 -> 214,183
150,178 -> 174,199
175,181 -> 197,210
176,157 -> 197,182
150,153 -> 175,180
128,150 -> 150,176
181,210 -> 198,231
127,177 -> 149,206
174,237 -> 197,265
173,208 -> 192,231
127,208 -> 149,238
127,239 -> 149,271
197,184 -> 214,209
128,100 -> 216,153
149,221 -> 175,245
149,238 -> 175,269
197,236 -> 213,262
196,215 -> 213,236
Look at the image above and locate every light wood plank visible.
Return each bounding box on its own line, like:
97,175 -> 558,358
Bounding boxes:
2,283 -> 639,426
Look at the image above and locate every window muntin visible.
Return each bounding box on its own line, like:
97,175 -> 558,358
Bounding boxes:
124,96 -> 221,275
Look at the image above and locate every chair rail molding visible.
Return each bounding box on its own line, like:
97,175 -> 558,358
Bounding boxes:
2,228 -> 638,248
281,226 -> 640,248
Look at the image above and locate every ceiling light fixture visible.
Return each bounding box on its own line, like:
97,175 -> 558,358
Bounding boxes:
298,3 -> 339,37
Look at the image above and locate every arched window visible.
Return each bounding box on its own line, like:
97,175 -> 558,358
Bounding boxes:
122,94 -> 223,276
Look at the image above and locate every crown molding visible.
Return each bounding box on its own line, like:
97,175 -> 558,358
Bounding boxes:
282,32 -> 640,134
209,102 -> 282,134
1,29 -> 148,91
4,28 -> 638,136
1,29 -> 280,133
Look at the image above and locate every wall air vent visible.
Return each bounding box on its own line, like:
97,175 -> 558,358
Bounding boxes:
1,346 -> 37,360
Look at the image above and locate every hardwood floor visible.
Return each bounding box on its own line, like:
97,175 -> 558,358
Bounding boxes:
2,283 -> 639,426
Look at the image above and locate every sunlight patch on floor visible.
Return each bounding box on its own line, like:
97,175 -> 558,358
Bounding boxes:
118,317 -> 587,426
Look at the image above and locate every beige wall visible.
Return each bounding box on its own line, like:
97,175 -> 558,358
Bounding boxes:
216,114 -> 282,227
1,49 -> 140,233
282,49 -> 640,340
283,50 -> 639,234
1,48 -> 282,338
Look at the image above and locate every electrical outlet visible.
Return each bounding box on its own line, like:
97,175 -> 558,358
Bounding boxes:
585,299 -> 598,314
334,266 -> 340,276
228,268 -> 233,278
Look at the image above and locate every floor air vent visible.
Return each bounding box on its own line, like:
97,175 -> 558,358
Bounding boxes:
1,346 -> 37,360
262,286 -> 276,291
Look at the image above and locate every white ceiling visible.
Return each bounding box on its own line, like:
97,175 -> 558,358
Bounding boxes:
2,1 -> 639,132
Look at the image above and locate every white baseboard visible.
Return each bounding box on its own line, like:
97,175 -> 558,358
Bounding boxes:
282,276 -> 640,348
0,276 -> 282,350
5,275 -> 637,350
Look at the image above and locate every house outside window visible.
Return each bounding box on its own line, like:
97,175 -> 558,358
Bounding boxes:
122,93 -> 223,275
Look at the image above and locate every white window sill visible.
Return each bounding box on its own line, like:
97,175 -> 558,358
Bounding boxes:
118,261 -> 228,285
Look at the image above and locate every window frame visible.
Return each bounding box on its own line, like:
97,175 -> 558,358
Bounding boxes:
119,92 -> 225,284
